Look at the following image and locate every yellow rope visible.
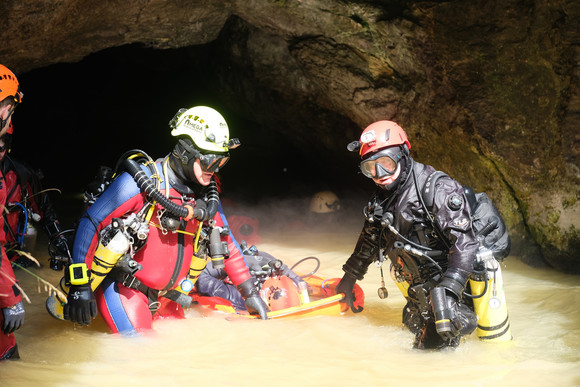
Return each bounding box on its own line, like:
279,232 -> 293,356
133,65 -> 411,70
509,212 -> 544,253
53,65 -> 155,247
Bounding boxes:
193,221 -> 203,254
148,221 -> 199,237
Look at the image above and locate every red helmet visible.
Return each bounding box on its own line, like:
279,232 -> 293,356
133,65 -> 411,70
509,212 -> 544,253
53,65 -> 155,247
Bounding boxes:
0,65 -> 22,104
359,120 -> 410,158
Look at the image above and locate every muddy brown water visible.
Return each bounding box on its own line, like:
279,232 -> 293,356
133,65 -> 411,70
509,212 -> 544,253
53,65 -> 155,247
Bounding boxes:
1,224 -> 579,387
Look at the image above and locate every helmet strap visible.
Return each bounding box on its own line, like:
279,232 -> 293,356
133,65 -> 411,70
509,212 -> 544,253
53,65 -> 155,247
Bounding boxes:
173,139 -> 203,165
167,154 -> 202,192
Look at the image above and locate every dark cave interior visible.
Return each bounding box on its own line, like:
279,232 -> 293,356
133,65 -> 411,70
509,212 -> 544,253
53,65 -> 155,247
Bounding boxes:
12,42 -> 372,226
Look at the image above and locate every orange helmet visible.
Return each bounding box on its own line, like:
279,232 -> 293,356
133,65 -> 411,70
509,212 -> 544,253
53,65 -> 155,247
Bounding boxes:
0,65 -> 22,104
358,121 -> 410,158
260,276 -> 301,311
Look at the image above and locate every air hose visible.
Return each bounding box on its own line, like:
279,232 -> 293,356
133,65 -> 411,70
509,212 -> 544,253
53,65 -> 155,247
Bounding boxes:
12,202 -> 28,246
123,158 -> 218,222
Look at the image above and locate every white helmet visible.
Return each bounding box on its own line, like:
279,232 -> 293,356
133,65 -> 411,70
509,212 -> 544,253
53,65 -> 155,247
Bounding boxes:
309,191 -> 341,214
170,106 -> 232,153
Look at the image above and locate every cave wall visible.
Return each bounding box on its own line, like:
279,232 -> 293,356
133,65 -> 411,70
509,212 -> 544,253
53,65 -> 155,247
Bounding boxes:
1,0 -> 579,272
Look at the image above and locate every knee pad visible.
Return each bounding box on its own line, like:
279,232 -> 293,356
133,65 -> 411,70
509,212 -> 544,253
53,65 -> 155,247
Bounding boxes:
98,279 -> 152,335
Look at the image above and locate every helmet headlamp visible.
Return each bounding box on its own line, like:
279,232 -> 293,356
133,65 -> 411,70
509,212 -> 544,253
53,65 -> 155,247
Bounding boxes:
360,130 -> 376,144
228,138 -> 241,149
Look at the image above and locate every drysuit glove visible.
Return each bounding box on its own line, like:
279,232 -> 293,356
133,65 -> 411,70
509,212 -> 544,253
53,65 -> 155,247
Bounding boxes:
430,286 -> 463,341
2,301 -> 25,334
63,284 -> 98,325
336,274 -> 363,313
237,278 -> 269,320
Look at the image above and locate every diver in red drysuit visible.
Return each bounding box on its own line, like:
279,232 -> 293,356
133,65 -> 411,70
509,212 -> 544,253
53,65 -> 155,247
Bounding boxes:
0,162 -> 24,359
0,64 -> 25,360
0,127 -> 69,270
65,106 -> 268,335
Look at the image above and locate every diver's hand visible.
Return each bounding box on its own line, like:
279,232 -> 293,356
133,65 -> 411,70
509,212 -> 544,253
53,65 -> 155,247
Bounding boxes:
2,301 -> 25,334
336,274 -> 363,313
237,278 -> 269,320
244,295 -> 269,320
63,284 -> 97,325
430,287 -> 462,340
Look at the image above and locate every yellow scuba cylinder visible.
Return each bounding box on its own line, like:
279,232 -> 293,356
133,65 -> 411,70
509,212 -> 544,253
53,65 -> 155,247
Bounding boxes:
88,228 -> 131,289
172,255 -> 208,295
390,263 -> 409,298
46,225 -> 131,321
173,221 -> 208,294
469,249 -> 512,342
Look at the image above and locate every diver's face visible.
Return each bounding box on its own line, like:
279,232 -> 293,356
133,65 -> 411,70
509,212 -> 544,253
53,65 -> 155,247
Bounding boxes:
0,102 -> 14,136
193,159 -> 213,186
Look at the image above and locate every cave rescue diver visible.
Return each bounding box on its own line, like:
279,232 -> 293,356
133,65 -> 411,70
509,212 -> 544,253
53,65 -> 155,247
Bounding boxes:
336,120 -> 511,349
0,64 -> 25,360
62,106 -> 269,335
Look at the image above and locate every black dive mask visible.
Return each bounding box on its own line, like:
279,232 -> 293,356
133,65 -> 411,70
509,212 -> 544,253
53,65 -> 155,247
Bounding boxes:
172,139 -> 230,183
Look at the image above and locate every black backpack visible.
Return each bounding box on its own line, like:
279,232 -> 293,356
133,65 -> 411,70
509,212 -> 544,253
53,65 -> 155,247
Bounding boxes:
421,171 -> 511,261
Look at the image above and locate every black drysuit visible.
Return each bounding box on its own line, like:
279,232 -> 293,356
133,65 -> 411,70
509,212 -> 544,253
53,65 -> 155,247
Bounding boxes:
343,159 -> 479,348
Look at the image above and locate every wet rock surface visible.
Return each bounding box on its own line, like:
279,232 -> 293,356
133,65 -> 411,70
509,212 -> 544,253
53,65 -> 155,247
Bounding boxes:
1,0 -> 578,272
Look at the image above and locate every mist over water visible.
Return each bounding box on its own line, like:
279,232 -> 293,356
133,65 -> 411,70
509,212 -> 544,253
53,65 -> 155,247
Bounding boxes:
1,199 -> 579,387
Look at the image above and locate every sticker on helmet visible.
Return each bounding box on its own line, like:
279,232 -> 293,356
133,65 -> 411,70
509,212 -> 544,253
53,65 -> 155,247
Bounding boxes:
182,117 -> 205,133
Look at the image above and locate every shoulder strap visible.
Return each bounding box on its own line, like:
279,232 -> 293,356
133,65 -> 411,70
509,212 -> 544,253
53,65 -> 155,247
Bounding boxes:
421,171 -> 449,210
414,169 -> 451,250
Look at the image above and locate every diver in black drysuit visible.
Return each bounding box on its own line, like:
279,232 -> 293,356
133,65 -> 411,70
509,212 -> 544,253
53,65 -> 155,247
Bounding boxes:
336,120 -> 479,349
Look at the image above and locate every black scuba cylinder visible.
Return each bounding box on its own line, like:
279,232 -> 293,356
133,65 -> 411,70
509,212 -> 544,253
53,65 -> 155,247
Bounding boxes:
123,158 -> 207,221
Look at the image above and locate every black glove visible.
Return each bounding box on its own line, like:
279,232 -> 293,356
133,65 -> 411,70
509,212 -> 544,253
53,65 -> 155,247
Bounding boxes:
237,278 -> 269,320
63,284 -> 98,325
430,286 -> 462,341
336,274 -> 363,313
2,301 -> 25,334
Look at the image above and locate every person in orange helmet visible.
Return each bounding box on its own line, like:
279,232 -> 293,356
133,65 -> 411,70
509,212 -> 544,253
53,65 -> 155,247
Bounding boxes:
0,65 -> 22,137
336,120 -> 499,350
0,65 -> 25,360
